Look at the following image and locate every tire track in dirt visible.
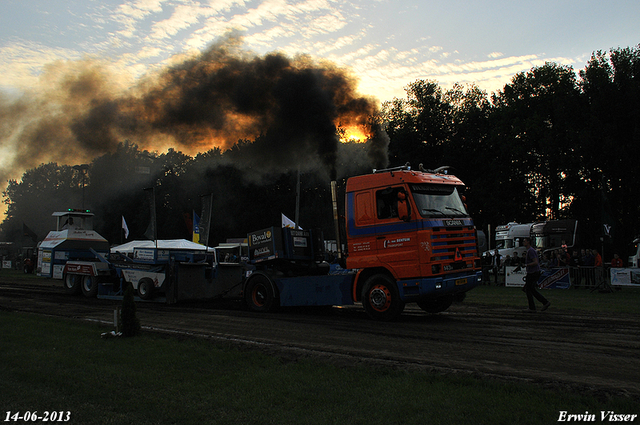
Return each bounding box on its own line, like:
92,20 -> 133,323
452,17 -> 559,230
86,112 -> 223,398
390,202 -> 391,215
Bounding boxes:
1,279 -> 639,398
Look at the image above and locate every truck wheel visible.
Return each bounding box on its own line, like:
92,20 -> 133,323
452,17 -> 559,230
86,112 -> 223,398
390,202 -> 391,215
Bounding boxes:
361,274 -> 405,321
417,294 -> 453,314
64,273 -> 81,295
137,279 -> 154,300
245,275 -> 279,313
81,275 -> 98,298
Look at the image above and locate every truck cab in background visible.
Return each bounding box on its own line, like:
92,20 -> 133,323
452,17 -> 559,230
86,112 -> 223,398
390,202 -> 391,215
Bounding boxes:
485,222 -> 533,263
345,165 -> 482,320
530,219 -> 579,255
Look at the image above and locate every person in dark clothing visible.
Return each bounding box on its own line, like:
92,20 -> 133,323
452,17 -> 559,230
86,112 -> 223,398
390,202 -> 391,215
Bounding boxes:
523,238 -> 551,312
493,249 -> 501,284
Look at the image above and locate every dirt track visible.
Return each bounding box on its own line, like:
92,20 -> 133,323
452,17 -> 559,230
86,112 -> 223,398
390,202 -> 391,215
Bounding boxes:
1,277 -> 639,398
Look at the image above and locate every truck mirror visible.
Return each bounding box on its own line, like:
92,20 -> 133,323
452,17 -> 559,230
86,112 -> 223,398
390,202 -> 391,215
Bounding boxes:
397,191 -> 410,222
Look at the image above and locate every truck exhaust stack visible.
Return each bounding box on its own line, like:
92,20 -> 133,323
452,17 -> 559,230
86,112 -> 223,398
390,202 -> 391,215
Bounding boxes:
331,180 -> 343,260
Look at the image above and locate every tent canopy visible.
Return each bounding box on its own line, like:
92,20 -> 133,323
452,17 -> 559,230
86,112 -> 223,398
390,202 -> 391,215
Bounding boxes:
110,239 -> 209,254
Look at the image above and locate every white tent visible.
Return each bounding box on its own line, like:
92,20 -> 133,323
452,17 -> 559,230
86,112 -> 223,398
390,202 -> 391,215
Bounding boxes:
110,239 -> 209,254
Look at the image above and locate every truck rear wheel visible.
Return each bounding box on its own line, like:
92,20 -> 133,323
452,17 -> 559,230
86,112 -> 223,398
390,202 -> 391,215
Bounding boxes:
137,279 -> 154,300
81,275 -> 98,298
361,274 -> 405,321
417,294 -> 453,314
64,273 -> 81,295
245,274 -> 279,312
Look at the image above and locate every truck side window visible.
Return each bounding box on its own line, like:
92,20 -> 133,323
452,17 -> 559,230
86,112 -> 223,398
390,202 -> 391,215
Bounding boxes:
376,187 -> 402,220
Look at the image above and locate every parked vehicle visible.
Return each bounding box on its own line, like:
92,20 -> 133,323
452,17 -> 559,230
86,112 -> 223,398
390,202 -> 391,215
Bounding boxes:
530,219 -> 579,254
485,222 -> 533,261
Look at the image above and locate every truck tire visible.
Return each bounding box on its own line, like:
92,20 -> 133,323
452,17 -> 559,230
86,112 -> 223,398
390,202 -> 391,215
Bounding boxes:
417,294 -> 453,314
245,274 -> 279,313
361,274 -> 405,321
64,273 -> 81,295
137,279 -> 154,300
81,275 -> 98,298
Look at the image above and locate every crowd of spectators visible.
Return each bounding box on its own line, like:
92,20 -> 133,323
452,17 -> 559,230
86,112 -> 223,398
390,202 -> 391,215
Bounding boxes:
482,245 -> 625,288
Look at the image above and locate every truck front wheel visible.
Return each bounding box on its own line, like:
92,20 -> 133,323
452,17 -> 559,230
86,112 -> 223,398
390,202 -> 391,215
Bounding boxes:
64,273 -> 81,295
361,274 -> 405,321
81,275 -> 98,298
245,275 -> 279,313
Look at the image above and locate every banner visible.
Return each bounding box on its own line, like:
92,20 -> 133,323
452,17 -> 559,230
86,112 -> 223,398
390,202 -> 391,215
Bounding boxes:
199,194 -> 213,247
505,266 -> 571,289
538,268 -> 571,289
610,268 -> 640,287
282,213 -> 301,229
122,216 -> 130,239
192,211 -> 200,244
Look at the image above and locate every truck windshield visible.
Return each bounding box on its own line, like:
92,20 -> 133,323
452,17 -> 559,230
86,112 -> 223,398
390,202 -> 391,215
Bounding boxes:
410,184 -> 469,218
533,236 -> 548,250
497,240 -> 514,249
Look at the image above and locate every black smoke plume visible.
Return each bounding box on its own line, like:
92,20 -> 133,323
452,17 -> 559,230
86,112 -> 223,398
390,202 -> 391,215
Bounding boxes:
0,34 -> 388,184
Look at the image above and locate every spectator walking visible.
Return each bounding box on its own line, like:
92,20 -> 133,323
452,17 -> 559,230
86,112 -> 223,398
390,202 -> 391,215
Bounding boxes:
522,238 -> 551,312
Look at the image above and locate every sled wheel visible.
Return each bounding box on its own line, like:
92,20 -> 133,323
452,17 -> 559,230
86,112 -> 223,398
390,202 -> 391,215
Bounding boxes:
81,275 -> 98,298
245,274 -> 279,312
137,278 -> 154,300
64,273 -> 81,295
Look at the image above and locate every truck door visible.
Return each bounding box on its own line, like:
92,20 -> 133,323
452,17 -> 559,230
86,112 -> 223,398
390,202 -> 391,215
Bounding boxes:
374,186 -> 419,278
347,190 -> 378,259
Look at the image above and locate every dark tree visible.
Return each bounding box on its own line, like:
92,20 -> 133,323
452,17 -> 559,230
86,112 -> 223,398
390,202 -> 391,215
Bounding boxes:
489,62 -> 585,221
578,45 -> 640,251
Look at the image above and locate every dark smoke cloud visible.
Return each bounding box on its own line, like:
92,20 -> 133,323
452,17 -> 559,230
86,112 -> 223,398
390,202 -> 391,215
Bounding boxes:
0,34 -> 389,184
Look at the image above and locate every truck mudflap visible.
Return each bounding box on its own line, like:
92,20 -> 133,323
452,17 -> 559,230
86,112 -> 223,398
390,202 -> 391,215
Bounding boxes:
396,270 -> 482,301
275,274 -> 356,307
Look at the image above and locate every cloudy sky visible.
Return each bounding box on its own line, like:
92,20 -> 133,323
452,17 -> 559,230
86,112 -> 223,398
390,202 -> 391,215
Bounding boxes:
1,0 -> 639,102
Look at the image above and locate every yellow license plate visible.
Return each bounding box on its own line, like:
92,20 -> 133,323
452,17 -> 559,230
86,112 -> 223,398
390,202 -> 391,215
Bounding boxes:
455,278 -> 467,285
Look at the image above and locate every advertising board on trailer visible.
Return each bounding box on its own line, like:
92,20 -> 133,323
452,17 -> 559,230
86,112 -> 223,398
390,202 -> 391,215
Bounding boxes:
610,268 -> 640,287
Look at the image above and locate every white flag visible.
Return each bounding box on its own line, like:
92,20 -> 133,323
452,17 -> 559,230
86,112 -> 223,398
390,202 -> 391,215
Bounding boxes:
281,213 -> 301,229
122,215 -> 130,239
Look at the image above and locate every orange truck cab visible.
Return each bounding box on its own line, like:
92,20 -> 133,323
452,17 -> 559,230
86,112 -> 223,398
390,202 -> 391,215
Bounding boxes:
345,165 -> 482,320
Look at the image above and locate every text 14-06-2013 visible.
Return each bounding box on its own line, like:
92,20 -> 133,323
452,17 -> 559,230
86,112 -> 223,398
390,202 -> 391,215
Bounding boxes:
4,412 -> 71,422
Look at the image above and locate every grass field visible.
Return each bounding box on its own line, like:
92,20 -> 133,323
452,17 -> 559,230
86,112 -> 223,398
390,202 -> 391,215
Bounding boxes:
1,309 -> 638,425
2,270 -> 639,424
465,284 -> 640,314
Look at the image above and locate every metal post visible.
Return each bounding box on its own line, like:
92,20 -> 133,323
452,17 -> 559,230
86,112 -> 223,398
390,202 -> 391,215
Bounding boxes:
295,167 -> 301,230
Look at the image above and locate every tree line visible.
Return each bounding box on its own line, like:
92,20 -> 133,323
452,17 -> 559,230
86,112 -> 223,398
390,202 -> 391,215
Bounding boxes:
2,45 -> 639,261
